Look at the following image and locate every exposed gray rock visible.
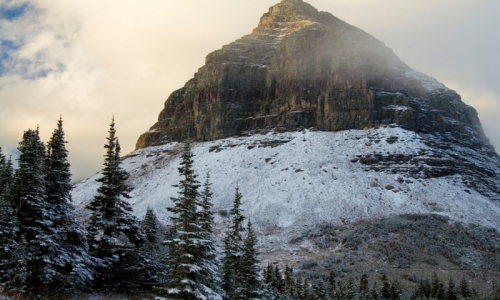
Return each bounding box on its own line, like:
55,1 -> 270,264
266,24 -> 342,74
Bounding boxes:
136,0 -> 492,158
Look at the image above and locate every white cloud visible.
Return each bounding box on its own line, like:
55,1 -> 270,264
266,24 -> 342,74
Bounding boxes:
0,0 -> 499,181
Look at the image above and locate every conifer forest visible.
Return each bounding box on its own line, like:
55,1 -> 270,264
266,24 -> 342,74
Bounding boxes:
1,118 -> 500,300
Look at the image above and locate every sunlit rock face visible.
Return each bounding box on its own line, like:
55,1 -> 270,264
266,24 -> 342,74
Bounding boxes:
136,0 -> 491,153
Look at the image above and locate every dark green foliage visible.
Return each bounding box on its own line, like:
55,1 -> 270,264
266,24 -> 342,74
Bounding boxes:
381,274 -> 391,299
1,123 -> 94,296
446,279 -> 458,300
222,186 -> 246,299
311,279 -> 327,300
85,119 -> 153,291
0,152 -> 17,286
240,220 -> 265,299
346,276 -> 357,300
389,281 -> 401,300
459,278 -> 472,299
11,128 -> 55,295
266,267 -> 494,300
44,118 -> 94,289
200,173 -> 214,233
141,206 -> 159,252
158,142 -> 221,299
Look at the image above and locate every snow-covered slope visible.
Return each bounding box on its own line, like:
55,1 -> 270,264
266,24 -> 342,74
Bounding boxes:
73,127 -> 500,241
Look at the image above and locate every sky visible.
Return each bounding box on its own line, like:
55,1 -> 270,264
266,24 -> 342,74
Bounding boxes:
0,0 -> 499,182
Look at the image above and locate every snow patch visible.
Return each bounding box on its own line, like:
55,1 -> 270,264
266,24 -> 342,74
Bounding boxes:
73,128 -> 500,252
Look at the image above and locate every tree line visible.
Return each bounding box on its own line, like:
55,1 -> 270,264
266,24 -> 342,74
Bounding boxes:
1,118 -> 499,299
0,117 -> 265,299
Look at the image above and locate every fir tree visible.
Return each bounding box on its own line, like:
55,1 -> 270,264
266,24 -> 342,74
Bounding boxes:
196,173 -> 222,298
446,279 -> 458,300
381,274 -> 391,299
264,263 -> 274,286
346,276 -> 357,300
312,279 -> 327,300
44,117 -> 94,289
284,265 -> 297,299
273,266 -> 284,294
459,278 -> 472,299
158,142 -> 221,299
431,273 -> 440,298
359,274 -> 370,300
85,118 -> 153,290
240,219 -> 265,299
141,206 -> 159,252
222,186 -> 246,299
389,281 -> 402,300
11,128 -> 55,295
0,154 -> 18,285
200,173 -> 214,233
328,270 -> 337,300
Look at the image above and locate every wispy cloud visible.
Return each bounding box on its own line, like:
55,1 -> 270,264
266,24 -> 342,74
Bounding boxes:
0,0 -> 498,181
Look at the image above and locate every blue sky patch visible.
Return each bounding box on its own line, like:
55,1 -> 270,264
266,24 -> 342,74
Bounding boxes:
0,2 -> 29,22
0,40 -> 22,76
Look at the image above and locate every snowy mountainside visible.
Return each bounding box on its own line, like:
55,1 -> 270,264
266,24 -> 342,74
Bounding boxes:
73,126 -> 500,243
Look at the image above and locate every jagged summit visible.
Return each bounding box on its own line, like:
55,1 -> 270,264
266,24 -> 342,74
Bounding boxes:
136,0 -> 491,158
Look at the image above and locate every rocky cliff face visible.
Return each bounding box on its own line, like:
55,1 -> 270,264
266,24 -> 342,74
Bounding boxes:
136,0 -> 492,155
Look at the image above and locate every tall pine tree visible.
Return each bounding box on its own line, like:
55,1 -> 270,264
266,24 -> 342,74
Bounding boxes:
0,152 -> 18,286
222,186 -> 246,299
44,117 -> 94,289
141,206 -> 159,252
240,219 -> 265,299
158,142 -> 221,299
11,128 -> 56,295
197,173 -> 222,297
85,118 -> 153,290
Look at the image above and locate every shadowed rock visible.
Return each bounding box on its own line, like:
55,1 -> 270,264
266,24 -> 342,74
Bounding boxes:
136,0 -> 492,156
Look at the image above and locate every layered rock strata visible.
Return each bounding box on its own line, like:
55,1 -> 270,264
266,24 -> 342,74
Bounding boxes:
136,0 -> 492,156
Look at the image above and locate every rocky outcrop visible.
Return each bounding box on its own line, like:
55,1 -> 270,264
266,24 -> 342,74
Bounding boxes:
136,0 -> 491,155
350,129 -> 500,200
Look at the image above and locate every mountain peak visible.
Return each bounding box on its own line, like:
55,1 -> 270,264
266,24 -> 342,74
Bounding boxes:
136,0 -> 494,165
252,0 -> 323,41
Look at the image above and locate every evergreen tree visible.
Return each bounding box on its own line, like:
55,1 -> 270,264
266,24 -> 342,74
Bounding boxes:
158,142 -> 221,299
240,219 -> 265,299
381,274 -> 391,299
328,270 -> 337,300
85,118 -> 153,290
141,206 -> 159,252
264,263 -> 274,286
196,173 -> 222,298
44,117 -> 94,289
0,154 -> 18,286
312,279 -> 327,300
284,265 -> 297,299
296,277 -> 306,300
222,186 -> 246,299
346,276 -> 357,300
200,173 -> 214,233
459,278 -> 472,299
431,273 -> 440,298
11,128 -> 56,295
389,281 -> 401,300
273,265 -> 284,294
337,280 -> 346,300
359,273 -> 370,299
445,279 -> 458,300
372,282 -> 381,300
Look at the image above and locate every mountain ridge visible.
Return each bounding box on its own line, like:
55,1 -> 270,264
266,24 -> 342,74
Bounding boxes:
71,0 -> 500,290
135,0 -> 491,159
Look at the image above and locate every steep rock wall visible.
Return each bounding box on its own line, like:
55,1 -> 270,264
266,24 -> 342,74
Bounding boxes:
136,0 -> 490,155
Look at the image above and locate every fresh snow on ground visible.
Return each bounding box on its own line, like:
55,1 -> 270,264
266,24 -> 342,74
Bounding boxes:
72,127 -> 500,252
